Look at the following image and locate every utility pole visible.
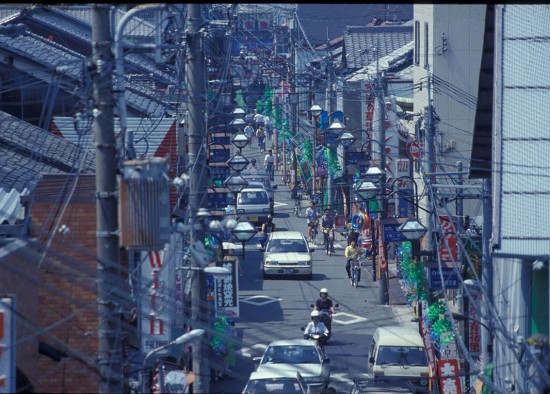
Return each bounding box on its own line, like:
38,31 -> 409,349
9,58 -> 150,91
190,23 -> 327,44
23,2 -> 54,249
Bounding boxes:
186,4 -> 210,393
289,20 -> 299,198
425,64 -> 436,254
92,5 -> 123,392
481,178 -> 493,372
326,35 -> 334,210
373,35 -> 389,305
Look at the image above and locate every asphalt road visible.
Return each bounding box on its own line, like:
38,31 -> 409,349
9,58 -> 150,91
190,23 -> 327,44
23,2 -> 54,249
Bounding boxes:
211,139 -> 416,394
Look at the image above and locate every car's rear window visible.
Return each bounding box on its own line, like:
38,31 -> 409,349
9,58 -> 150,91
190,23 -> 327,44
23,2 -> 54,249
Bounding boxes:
267,240 -> 308,253
376,346 -> 428,366
239,191 -> 269,204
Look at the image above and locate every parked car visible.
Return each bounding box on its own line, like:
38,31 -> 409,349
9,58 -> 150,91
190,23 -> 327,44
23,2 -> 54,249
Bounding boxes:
242,370 -> 307,394
368,327 -> 431,393
254,339 -> 330,394
350,376 -> 417,393
261,231 -> 315,279
236,187 -> 271,226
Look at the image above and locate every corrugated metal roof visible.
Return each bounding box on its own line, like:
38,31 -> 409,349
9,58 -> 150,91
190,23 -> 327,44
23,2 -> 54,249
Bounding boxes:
0,188 -> 27,225
53,117 -> 175,159
347,41 -> 413,82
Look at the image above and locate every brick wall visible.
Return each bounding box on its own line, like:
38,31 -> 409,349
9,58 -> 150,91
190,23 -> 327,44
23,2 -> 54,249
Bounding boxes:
29,174 -> 100,393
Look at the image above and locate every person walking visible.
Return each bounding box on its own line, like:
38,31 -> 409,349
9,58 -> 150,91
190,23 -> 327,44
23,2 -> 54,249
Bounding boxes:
256,125 -> 266,152
264,149 -> 275,181
264,115 -> 273,140
244,122 -> 255,140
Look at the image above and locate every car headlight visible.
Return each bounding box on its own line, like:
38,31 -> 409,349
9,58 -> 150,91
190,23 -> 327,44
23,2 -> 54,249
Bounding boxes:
299,260 -> 311,266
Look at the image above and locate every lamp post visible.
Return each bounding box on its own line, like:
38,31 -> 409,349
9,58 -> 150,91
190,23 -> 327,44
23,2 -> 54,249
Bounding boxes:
141,329 -> 205,394
309,104 -> 323,197
326,118 -> 345,210
336,131 -> 356,218
356,180 -> 380,283
231,221 -> 257,259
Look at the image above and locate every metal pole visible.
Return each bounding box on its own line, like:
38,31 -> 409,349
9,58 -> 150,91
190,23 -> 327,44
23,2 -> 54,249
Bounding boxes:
186,4 -> 210,393
481,178 -> 494,372
312,116 -> 318,197
92,5 -> 123,392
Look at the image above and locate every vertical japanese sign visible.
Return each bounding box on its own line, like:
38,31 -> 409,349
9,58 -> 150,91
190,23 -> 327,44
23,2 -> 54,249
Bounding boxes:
420,317 -> 437,391
362,83 -> 376,144
0,297 -> 15,394
439,216 -> 458,263
468,293 -> 482,357
174,251 -> 185,330
438,359 -> 462,394
215,260 -> 239,318
141,247 -> 172,355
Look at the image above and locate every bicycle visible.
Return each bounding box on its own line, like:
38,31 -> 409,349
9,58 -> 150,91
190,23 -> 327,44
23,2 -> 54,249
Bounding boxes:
350,258 -> 362,287
322,228 -> 335,255
294,193 -> 302,217
309,220 -> 319,244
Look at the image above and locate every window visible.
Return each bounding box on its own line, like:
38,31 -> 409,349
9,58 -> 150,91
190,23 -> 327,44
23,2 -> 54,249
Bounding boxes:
424,22 -> 429,68
414,21 -> 420,65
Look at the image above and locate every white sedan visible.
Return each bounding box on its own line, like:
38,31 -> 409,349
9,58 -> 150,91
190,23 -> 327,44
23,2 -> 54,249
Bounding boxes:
242,370 -> 307,394
261,231 -> 315,279
254,339 -> 330,394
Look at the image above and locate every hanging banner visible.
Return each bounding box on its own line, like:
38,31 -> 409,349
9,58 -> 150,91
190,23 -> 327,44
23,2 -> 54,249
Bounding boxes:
437,359 -> 462,394
0,297 -> 15,394
439,216 -> 458,263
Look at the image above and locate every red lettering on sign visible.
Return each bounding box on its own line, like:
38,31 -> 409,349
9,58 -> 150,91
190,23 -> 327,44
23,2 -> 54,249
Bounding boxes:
149,314 -> 164,335
148,250 -> 162,268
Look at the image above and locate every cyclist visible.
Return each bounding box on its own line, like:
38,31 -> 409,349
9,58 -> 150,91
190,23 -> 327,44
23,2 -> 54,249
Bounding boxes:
321,208 -> 336,254
305,202 -> 319,242
344,239 -> 363,282
264,149 -> 275,181
259,215 -> 276,251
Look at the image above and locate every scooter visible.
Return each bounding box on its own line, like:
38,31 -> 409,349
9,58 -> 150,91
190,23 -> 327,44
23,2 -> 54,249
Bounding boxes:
310,303 -> 339,340
300,327 -> 329,352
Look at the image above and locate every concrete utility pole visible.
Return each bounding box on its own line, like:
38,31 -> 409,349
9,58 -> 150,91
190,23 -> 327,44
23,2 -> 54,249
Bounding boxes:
92,5 -> 123,392
186,3 -> 210,393
373,37 -> 389,305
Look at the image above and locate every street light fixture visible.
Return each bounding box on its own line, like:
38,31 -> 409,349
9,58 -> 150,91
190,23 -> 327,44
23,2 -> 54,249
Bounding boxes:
355,179 -> 380,283
141,329 -> 206,393
227,153 -> 249,172
231,107 -> 246,117
364,165 -> 385,185
231,221 -> 258,258
397,219 -> 427,241
224,174 -> 249,212
232,132 -> 250,152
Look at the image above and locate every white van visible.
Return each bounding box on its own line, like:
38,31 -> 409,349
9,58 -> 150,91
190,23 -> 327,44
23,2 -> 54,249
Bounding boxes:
368,326 -> 432,393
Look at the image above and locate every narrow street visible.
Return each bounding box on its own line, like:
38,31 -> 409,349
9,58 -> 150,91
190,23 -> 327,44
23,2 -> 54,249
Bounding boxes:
211,136 -> 416,393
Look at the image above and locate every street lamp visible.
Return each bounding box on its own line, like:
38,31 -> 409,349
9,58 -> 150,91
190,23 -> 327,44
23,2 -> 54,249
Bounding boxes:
356,180 -> 381,283
232,132 -> 250,152
227,153 -> 249,172
310,104 -> 323,197
231,221 -> 257,258
337,132 -> 356,218
141,329 -> 205,393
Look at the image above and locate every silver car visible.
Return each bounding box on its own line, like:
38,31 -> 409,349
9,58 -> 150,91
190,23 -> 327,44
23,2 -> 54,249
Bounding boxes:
236,187 -> 271,226
242,370 -> 307,394
261,231 -> 315,279
254,339 -> 330,394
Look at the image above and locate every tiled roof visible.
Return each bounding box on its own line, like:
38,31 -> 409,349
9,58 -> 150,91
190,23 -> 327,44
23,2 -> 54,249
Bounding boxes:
344,24 -> 413,70
296,4 -> 413,46
0,111 -> 95,192
347,41 -> 413,82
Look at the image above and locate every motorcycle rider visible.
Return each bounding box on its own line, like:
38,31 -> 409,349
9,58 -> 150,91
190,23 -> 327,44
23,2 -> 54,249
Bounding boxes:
314,288 -> 335,335
303,310 -> 329,347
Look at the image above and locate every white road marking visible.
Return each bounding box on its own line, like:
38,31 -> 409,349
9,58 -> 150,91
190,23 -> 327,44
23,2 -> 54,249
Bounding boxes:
332,311 -> 368,325
236,343 -> 267,357
240,295 -> 283,306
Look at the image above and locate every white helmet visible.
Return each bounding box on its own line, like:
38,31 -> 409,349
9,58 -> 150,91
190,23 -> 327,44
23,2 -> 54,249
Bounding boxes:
310,310 -> 320,318
320,288 -> 328,296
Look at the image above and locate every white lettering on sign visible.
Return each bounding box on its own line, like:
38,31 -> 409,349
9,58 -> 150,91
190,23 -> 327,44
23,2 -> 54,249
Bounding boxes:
141,247 -> 172,354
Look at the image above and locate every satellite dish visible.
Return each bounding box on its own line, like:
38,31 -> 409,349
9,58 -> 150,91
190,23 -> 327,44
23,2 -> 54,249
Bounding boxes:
164,370 -> 189,394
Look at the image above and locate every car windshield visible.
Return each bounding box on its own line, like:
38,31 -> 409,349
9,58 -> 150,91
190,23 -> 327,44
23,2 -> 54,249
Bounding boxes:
262,345 -> 320,364
266,240 -> 308,253
244,378 -> 303,393
376,346 -> 428,366
239,191 -> 269,204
